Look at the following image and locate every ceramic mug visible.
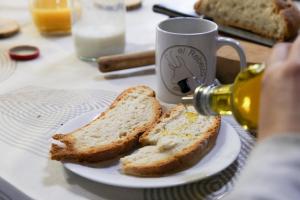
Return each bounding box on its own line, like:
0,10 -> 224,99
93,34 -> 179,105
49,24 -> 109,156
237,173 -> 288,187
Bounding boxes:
156,17 -> 246,103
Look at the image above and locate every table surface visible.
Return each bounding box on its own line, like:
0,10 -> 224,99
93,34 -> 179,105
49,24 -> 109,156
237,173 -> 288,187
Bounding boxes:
0,0 -> 169,94
0,1 -> 194,199
0,1 -> 297,200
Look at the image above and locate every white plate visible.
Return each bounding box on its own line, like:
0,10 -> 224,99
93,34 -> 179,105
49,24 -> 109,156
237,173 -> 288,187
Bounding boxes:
58,109 -> 241,188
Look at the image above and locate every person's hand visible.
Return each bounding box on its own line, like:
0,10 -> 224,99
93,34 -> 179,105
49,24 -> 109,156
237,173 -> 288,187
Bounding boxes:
258,36 -> 300,141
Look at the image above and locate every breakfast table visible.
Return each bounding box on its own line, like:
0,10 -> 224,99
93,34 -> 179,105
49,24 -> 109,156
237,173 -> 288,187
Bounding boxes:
1,0 -> 298,200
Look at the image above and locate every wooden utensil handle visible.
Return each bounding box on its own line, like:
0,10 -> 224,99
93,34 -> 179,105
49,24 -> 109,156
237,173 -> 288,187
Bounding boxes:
98,50 -> 155,72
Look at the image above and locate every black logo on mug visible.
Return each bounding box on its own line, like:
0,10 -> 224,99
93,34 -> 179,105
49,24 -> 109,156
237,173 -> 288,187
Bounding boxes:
160,45 -> 207,96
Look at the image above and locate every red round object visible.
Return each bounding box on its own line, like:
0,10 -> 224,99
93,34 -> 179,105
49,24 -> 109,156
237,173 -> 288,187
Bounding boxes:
9,45 -> 39,61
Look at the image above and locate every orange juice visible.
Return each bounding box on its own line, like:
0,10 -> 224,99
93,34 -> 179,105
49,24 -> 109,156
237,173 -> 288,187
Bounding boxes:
31,0 -> 71,35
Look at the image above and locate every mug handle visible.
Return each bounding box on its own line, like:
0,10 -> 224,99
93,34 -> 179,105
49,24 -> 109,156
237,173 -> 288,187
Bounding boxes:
216,36 -> 247,70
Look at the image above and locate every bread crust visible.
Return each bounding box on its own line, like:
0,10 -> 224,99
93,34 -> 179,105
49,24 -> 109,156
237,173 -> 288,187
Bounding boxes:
50,85 -> 162,163
194,0 -> 202,15
194,0 -> 300,41
122,104 -> 221,176
276,0 -> 300,40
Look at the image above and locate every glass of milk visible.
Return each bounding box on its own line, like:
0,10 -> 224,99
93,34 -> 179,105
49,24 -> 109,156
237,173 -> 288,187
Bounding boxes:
72,0 -> 126,62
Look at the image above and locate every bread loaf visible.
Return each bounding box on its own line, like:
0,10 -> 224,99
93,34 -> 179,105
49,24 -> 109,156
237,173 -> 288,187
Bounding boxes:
50,85 -> 162,163
194,0 -> 300,40
120,104 -> 220,176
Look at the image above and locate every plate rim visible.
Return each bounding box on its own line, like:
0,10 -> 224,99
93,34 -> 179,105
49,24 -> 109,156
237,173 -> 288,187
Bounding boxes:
58,109 -> 241,188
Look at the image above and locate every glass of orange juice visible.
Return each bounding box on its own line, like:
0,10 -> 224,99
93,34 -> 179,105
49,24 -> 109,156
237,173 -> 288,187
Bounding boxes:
30,0 -> 75,35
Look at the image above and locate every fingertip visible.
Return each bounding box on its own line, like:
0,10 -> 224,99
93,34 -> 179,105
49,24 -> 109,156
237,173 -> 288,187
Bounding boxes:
288,35 -> 300,61
293,34 -> 300,45
273,42 -> 292,54
267,42 -> 291,68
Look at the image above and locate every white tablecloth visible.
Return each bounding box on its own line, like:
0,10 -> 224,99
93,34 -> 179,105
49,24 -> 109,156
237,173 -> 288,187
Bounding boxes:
1,1 -> 298,199
0,1 -> 196,200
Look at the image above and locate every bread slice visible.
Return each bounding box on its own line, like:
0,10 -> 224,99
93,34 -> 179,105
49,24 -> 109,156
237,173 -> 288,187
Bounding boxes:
194,0 -> 300,41
120,104 -> 221,176
50,85 -> 162,163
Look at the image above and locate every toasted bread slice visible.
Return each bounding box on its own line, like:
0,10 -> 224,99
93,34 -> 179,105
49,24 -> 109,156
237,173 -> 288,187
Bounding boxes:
194,0 -> 300,40
50,85 -> 162,163
120,104 -> 221,176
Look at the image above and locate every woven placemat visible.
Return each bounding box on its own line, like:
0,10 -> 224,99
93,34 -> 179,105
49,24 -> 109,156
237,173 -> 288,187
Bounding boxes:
0,86 -> 116,158
0,50 -> 16,83
0,86 -> 255,200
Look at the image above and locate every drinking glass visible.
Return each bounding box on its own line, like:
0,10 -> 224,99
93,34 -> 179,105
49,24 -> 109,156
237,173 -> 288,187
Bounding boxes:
72,0 -> 126,61
30,0 -> 73,35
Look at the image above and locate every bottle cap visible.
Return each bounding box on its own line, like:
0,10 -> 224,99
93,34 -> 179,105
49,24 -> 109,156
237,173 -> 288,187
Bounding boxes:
9,45 -> 39,61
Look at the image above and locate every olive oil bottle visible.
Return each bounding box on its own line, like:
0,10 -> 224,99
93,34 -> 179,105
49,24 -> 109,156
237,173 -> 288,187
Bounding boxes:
183,64 -> 264,131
